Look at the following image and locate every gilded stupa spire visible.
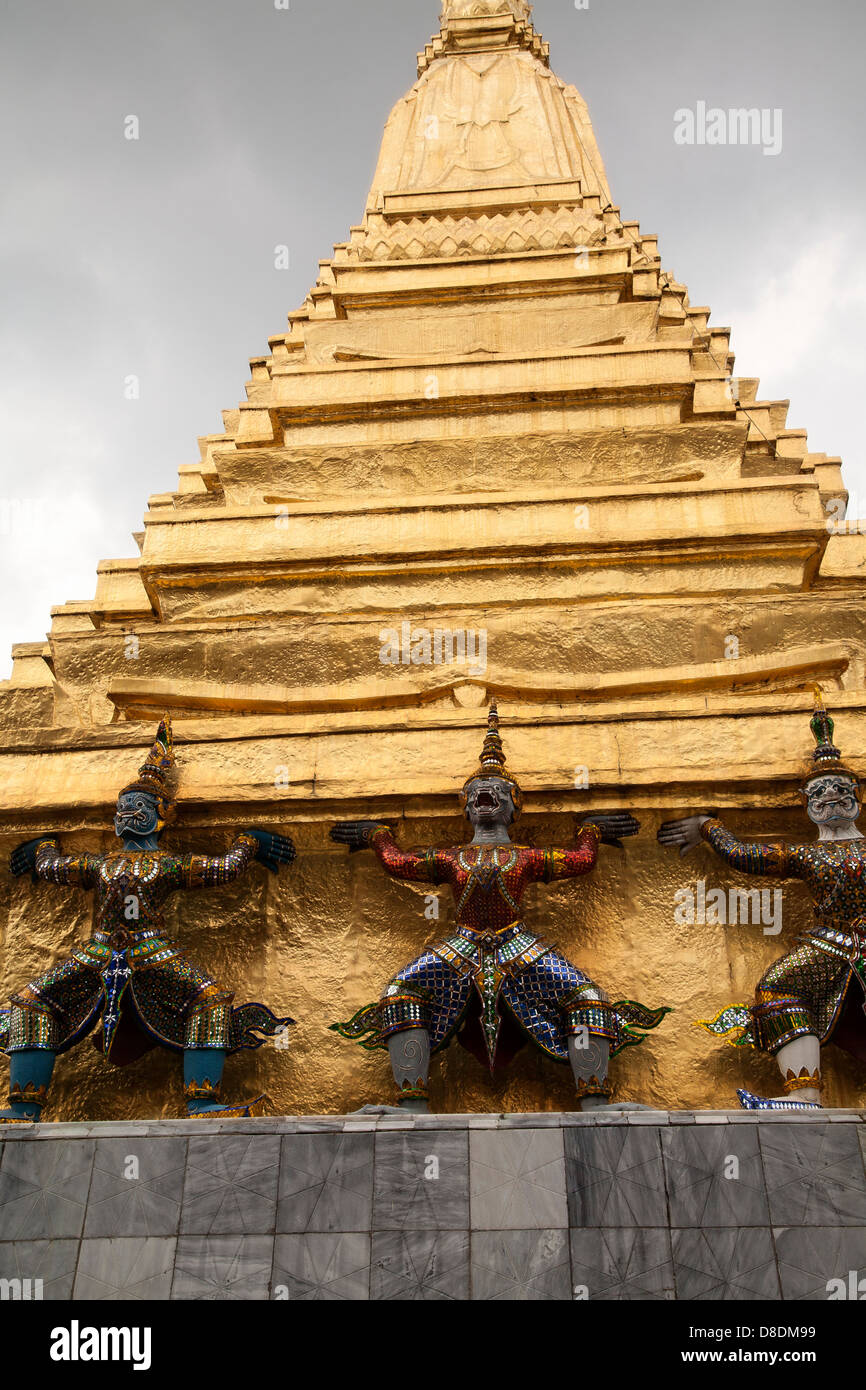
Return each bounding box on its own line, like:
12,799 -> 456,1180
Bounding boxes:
425,0 -> 545,67
371,0 -> 609,215
441,0 -> 532,19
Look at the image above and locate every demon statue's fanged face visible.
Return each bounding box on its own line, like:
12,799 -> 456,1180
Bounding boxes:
802,773 -> 862,832
114,790 -> 161,844
463,776 -> 519,828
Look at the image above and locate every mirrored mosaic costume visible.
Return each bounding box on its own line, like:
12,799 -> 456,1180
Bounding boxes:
698,829 -> 866,1059
2,839 -> 283,1061
698,696 -> 866,1080
333,704 -> 668,1104
0,718 -> 295,1121
336,833 -> 666,1069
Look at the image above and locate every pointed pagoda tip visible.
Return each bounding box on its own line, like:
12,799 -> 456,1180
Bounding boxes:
440,0 -> 533,21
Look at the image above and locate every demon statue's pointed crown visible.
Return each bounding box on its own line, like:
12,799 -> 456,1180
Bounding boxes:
460,700 -> 523,813
804,687 -> 860,787
119,716 -> 177,828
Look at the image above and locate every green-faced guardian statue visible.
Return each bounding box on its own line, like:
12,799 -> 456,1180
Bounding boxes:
0,717 -> 295,1123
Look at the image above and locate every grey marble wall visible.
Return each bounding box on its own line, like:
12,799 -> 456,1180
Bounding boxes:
1,1110 -> 865,1300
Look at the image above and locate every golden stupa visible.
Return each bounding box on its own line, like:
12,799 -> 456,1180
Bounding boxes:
2,0 -> 864,1117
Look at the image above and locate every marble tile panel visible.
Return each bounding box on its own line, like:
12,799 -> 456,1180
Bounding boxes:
371,1230 -> 469,1300
760,1124 -> 866,1226
277,1132 -> 373,1233
662,1125 -> 769,1227
272,1233 -> 370,1301
84,1137 -> 187,1238
180,1134 -> 281,1235
172,1234 -> 274,1300
570,1228 -> 675,1301
74,1237 -> 176,1301
373,1132 -> 469,1230
775,1226 -> 866,1300
565,1126 -> 667,1227
0,1240 -> 78,1300
0,1139 -> 95,1239
672,1228 -> 781,1300
471,1229 -> 571,1301
470,1129 -> 567,1230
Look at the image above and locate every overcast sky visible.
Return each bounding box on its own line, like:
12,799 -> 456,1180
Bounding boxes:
1,0 -> 864,680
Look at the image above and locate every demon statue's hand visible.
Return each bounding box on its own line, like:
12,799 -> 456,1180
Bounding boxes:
579,812 -> 640,850
10,836 -> 58,881
243,830 -> 297,876
330,821 -> 391,854
657,814 -> 716,857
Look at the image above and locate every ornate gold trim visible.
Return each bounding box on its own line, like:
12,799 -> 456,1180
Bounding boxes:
782,1067 -> 822,1095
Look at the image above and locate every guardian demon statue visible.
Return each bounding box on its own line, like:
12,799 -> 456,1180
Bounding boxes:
0,718 -> 295,1122
332,702 -> 668,1111
659,690 -> 866,1111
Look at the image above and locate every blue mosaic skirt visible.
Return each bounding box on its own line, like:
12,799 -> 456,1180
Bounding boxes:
333,923 -> 668,1068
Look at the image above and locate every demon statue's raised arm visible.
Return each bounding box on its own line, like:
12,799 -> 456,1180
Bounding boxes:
0,717 -> 296,1122
331,702 -> 669,1112
659,690 -> 866,1111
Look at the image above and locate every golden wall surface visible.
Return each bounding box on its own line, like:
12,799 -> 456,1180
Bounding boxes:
1,0 -> 865,1118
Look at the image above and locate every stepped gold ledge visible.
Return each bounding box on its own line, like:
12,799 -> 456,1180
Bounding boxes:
49,478 -> 833,633
1,697 -> 864,821
128,503 -> 828,624
49,605 -> 99,634
419,11 -> 549,71
90,560 -> 155,623
41,602 -> 864,731
134,548 -> 824,618
0,644 -> 56,733
106,643 -> 850,720
212,423 -> 745,506
265,348 -> 697,424
275,400 -> 693,450
212,474 -> 791,519
137,476 -> 828,561
136,556 -> 820,625
819,533 -> 866,581
378,179 -> 587,219
2,644 -> 54,690
290,301 -> 661,369
0,684 -> 860,755
318,246 -> 634,308
180,470 -> 826,523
